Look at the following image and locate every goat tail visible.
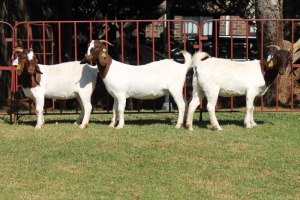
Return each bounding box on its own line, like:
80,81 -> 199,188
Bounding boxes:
179,50 -> 192,68
192,51 -> 210,67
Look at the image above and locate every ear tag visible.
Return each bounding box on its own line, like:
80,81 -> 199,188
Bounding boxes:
102,48 -> 107,58
267,61 -> 274,68
16,65 -> 21,70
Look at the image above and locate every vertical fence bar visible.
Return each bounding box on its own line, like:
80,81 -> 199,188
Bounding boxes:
230,18 -> 234,111
291,20 -> 295,111
121,22 -> 124,63
74,22 -> 77,61
89,21 -> 93,41
245,20 -> 249,60
260,20 -> 265,111
42,22 -> 46,64
275,20 -> 280,110
58,22 -> 62,63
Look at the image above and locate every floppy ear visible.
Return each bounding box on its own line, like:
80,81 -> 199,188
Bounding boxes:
35,64 -> 43,74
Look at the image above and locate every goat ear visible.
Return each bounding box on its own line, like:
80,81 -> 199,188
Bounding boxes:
35,64 -> 43,74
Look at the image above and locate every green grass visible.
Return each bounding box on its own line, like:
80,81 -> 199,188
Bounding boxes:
0,111 -> 299,199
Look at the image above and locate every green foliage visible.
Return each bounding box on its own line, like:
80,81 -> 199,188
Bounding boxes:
0,112 -> 299,199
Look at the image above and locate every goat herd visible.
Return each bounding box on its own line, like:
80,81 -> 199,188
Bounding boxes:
12,40 -> 292,130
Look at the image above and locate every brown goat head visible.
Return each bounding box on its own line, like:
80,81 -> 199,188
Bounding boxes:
266,45 -> 292,75
80,40 -> 113,65
14,49 -> 42,76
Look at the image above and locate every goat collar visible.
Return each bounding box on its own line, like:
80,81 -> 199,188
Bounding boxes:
96,56 -> 112,79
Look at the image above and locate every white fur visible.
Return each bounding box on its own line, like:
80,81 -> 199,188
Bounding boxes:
87,42 -> 192,129
18,59 -> 98,129
186,51 -> 269,131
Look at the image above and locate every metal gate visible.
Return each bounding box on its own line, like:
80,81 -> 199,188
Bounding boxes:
1,19 -> 300,124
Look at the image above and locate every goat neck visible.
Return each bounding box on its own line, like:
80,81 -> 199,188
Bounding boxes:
18,72 -> 42,88
262,64 -> 280,87
89,40 -> 113,79
96,53 -> 112,79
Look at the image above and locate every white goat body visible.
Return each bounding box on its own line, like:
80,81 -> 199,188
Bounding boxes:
195,58 -> 267,97
83,40 -> 192,129
14,50 -> 98,129
186,50 -> 290,131
104,59 -> 190,99
104,55 -> 192,129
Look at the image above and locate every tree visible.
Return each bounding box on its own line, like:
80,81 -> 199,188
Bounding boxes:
254,0 -> 284,105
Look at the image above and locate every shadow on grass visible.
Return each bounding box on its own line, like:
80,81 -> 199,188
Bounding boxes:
14,116 -> 174,128
194,119 -> 268,129
122,118 -> 173,126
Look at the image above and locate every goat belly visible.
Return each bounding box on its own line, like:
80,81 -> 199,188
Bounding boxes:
44,91 -> 77,99
219,88 -> 246,97
127,90 -> 167,99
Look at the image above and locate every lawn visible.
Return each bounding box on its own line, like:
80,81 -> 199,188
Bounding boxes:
0,111 -> 299,199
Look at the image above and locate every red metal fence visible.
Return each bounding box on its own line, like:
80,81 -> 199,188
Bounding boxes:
0,19 -> 300,124
0,21 -> 16,123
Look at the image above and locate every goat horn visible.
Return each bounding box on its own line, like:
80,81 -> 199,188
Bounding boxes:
282,40 -> 292,51
99,40 -> 114,46
11,47 -> 24,59
267,45 -> 281,50
293,50 -> 300,63
293,38 -> 300,54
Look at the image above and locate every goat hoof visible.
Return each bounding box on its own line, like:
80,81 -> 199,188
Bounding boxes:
213,126 -> 222,131
188,127 -> 194,131
108,122 -> 116,128
175,124 -> 182,129
35,125 -> 42,129
79,124 -> 87,129
186,124 -> 194,131
251,122 -> 257,127
115,125 -> 124,129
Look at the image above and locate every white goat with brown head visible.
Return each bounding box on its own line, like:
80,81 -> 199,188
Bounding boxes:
81,40 -> 192,129
186,45 -> 293,131
13,49 -> 98,129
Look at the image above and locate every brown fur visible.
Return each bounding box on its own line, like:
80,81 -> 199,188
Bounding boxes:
81,41 -> 112,79
16,50 -> 43,88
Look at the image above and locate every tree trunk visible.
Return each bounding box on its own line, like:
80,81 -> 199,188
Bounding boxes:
255,0 -> 284,106
0,0 -> 30,106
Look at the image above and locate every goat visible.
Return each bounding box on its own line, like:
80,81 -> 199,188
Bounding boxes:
186,46 -> 292,131
13,49 -> 98,129
80,40 -> 192,129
